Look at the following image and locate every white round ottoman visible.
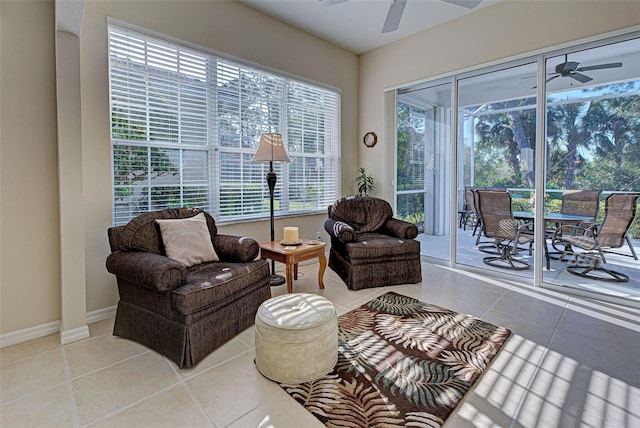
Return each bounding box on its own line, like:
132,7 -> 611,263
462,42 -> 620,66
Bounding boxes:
255,293 -> 338,383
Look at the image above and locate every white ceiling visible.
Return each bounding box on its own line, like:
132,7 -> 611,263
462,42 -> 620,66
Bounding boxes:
240,0 -> 501,54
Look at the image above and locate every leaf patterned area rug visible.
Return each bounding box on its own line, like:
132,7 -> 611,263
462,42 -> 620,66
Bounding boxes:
279,292 -> 511,427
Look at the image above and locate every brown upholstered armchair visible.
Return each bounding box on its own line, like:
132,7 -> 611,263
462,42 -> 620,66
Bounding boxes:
106,207 -> 271,368
324,196 -> 422,290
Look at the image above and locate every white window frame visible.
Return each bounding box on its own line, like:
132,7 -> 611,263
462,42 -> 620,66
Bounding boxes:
108,23 -> 341,226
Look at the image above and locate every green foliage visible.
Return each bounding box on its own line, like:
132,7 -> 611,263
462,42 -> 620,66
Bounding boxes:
511,198 -> 531,212
112,114 -> 179,203
578,159 -> 640,192
355,167 -> 375,197
303,183 -> 325,204
401,212 -> 425,230
396,192 -> 425,232
469,86 -> 639,194
396,104 -> 426,191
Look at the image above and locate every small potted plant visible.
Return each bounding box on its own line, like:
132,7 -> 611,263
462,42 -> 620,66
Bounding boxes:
355,167 -> 375,197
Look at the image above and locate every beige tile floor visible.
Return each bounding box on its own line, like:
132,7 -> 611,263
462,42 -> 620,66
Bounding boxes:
1,262 -> 639,427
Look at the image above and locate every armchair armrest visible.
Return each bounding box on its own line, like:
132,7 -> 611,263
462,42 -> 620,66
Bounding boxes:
324,219 -> 357,243
382,218 -> 419,239
213,234 -> 259,262
106,250 -> 186,292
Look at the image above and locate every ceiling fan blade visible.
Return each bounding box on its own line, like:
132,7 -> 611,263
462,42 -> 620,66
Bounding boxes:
441,0 -> 483,9
576,62 -> 623,72
545,74 -> 560,83
570,72 -> 593,83
382,0 -> 407,33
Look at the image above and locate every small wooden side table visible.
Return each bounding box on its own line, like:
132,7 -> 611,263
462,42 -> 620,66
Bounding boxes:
259,239 -> 327,294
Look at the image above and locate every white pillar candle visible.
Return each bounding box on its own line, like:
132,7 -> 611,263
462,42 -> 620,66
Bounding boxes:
283,227 -> 299,243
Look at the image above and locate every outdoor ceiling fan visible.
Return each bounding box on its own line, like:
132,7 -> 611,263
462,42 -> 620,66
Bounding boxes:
546,54 -> 623,84
320,0 -> 483,33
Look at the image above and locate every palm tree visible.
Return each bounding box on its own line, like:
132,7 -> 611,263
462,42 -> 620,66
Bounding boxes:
474,101 -> 536,188
588,95 -> 640,168
546,102 -> 591,189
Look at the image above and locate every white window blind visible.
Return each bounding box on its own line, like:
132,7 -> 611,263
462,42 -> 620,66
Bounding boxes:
108,25 -> 341,225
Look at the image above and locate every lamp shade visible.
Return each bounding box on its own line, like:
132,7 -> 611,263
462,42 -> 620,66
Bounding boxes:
252,133 -> 290,163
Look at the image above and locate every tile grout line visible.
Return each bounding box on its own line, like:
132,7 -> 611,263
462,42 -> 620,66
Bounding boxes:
60,346 -> 81,428
170,348 -> 285,428
77,381 -> 183,427
507,299 -> 571,428
479,288 -> 511,320
76,354 -> 197,427
0,346 -> 61,369
67,350 -> 151,381
166,358 -> 218,428
76,348 -> 253,428
0,379 -> 68,408
177,348 -> 253,383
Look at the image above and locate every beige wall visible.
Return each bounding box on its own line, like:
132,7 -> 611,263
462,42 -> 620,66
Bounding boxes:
1,0 -> 358,336
359,0 -> 640,200
1,1 -> 61,333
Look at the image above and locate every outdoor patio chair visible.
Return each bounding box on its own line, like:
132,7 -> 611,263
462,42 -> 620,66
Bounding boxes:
548,190 -> 602,260
551,193 -> 640,282
559,190 -> 602,220
475,190 -> 534,270
473,187 -> 509,247
458,186 -> 477,230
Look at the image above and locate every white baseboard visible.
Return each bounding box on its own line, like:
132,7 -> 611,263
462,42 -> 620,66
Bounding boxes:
86,305 -> 117,324
60,325 -> 90,345
0,305 -> 117,348
0,321 -> 60,348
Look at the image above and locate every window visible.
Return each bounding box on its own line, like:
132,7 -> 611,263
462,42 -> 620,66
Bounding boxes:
108,25 -> 341,225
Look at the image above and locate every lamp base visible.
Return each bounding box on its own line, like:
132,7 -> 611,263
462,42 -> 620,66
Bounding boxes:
269,274 -> 286,287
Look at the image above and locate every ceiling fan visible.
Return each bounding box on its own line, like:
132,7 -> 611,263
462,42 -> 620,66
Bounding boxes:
546,54 -> 623,84
320,0 -> 483,33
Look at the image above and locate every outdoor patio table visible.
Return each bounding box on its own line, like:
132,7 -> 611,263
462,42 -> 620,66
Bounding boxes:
511,211 -> 594,224
512,211 -> 595,267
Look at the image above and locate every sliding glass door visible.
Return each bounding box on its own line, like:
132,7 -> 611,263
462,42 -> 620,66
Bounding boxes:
396,81 -> 451,261
394,31 -> 640,306
455,62 -> 538,278
542,37 -> 640,303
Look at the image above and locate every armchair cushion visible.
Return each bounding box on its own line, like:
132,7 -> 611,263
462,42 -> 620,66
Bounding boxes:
172,261 -> 271,316
340,232 -> 421,261
156,213 -> 219,267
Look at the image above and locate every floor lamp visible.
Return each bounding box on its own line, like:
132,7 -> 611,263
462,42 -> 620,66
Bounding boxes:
252,133 -> 290,286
